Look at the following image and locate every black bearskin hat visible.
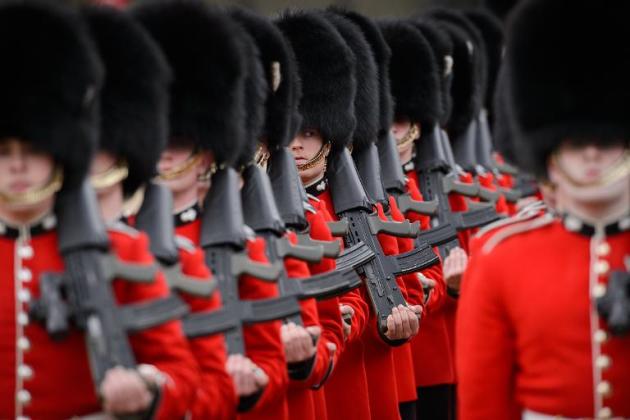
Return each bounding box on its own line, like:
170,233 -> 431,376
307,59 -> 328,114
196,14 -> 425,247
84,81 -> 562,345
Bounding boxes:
0,0 -> 103,188
324,11 -> 378,152
492,67 -> 517,164
230,8 -> 301,150
84,6 -> 171,196
412,20 -> 454,127
231,25 -> 268,169
132,0 -> 247,166
427,20 -> 483,140
506,0 -> 630,177
379,20 -> 441,129
483,0 -> 519,21
465,9 -> 504,117
276,11 -> 357,151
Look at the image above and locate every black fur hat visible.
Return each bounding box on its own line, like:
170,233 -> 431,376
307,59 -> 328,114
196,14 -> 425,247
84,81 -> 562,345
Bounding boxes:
84,6 -> 171,196
426,9 -> 486,138
132,0 -> 247,166
379,20 -> 441,128
230,7 -> 301,150
276,11 -> 357,151
491,66 -> 517,164
0,0 -> 103,188
412,20 -> 454,127
483,0 -> 519,21
505,0 -> 630,178
333,9 -> 393,141
232,26 -> 268,169
324,12 -> 378,152
465,9 -> 504,117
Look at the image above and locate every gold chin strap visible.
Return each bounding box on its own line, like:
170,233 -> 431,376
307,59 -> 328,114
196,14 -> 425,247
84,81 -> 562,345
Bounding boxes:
158,152 -> 202,181
552,150 -> 630,188
0,167 -> 64,206
91,160 -> 129,191
297,143 -> 331,172
396,124 -> 420,152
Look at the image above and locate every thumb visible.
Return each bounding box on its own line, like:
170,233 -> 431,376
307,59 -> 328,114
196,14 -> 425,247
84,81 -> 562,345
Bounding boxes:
306,325 -> 322,340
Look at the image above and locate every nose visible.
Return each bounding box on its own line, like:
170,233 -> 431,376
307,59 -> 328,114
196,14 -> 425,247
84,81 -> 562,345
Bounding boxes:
582,145 -> 601,161
289,137 -> 303,151
9,145 -> 28,174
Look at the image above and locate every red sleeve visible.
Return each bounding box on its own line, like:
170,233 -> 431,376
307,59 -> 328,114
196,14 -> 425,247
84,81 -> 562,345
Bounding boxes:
283,231 -> 333,388
239,237 -> 288,411
177,244 -> 237,419
109,231 -> 198,420
456,245 -> 520,420
305,207 -> 344,369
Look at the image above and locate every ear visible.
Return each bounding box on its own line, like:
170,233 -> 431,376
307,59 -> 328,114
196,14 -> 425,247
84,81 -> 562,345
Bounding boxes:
197,150 -> 215,176
547,154 -> 560,185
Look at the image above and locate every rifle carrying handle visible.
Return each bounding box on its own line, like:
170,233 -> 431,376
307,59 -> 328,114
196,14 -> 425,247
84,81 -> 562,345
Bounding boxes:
327,219 -> 349,237
396,194 -> 439,216
297,234 -> 341,258
278,237 -> 324,263
442,176 -> 479,197
477,187 -> 500,203
232,253 -> 283,282
367,215 -> 420,238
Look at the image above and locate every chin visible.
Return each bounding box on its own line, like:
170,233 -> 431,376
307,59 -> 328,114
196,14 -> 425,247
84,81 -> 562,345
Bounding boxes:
570,176 -> 629,204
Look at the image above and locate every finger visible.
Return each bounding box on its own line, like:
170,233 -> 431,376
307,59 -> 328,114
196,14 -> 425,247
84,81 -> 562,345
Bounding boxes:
390,307 -> 402,338
398,305 -> 412,337
406,307 -> 419,334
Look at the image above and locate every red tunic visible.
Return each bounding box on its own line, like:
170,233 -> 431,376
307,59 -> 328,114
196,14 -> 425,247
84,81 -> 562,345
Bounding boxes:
477,171 -> 509,216
173,236 -> 237,419
176,218 -> 289,420
405,171 -> 457,387
313,189 -> 373,420
457,215 -> 630,419
0,217 -> 197,419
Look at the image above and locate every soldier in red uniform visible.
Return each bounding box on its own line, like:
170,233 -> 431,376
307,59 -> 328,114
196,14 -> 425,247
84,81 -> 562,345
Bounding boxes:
457,1 -> 630,418
278,11 -> 422,420
84,6 -> 243,419
133,2 -> 294,419
382,19 -> 468,420
0,2 -> 197,419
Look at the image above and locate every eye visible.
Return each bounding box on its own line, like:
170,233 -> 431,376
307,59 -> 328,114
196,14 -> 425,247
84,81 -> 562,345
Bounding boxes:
304,130 -> 315,138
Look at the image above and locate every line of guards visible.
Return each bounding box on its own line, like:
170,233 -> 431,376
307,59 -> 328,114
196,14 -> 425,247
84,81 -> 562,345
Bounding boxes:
0,0 -> 628,419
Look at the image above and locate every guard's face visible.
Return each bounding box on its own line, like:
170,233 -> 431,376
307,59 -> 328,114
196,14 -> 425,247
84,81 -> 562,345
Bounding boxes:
157,143 -> 212,197
548,140 -> 629,204
289,128 -> 328,185
551,141 -> 626,185
0,138 -> 55,199
391,119 -> 419,163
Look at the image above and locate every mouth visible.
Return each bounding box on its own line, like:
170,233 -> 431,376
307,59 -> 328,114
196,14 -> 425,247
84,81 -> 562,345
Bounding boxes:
9,181 -> 31,193
294,157 -> 308,165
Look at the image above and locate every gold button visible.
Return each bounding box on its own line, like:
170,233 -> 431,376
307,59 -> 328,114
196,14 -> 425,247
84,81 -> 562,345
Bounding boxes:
596,242 -> 611,257
596,355 -> 612,369
594,260 -> 610,276
594,329 -> 608,344
596,380 -> 612,397
17,364 -> 33,380
17,337 -> 31,351
597,407 -> 612,419
16,389 -> 31,405
593,283 -> 607,299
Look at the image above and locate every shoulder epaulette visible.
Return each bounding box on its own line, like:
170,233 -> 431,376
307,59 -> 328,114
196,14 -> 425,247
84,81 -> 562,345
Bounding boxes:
475,200 -> 547,238
481,212 -> 555,255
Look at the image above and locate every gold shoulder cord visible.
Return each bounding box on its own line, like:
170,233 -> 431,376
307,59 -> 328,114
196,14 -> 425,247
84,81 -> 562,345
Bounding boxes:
90,160 -> 129,191
297,143 -> 331,172
0,167 -> 64,206
552,150 -> 630,188
396,124 -> 420,152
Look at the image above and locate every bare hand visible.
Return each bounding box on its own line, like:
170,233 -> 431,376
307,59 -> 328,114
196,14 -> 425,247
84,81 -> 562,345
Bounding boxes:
443,247 -> 468,294
100,367 -> 153,415
339,304 -> 354,341
226,354 -> 269,397
417,273 -> 436,304
281,322 -> 320,363
385,305 -> 419,340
